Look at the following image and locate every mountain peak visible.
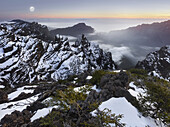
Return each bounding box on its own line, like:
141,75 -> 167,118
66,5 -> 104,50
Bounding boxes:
73,22 -> 86,27
50,23 -> 94,37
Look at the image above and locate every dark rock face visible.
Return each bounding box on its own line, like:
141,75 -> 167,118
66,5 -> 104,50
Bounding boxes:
0,21 -> 116,87
27,101 -> 46,113
50,23 -> 95,37
99,71 -> 128,89
11,19 -> 53,42
0,109 -> 31,127
85,71 -> 136,106
0,90 -> 8,104
136,45 -> 170,80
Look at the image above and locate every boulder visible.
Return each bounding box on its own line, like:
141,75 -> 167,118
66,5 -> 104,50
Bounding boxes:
0,109 -> 31,127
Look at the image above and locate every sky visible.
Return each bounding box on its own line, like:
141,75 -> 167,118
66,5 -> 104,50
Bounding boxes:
1,0 -> 170,20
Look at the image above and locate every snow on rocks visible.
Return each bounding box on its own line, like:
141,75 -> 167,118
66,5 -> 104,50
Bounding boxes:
136,45 -> 170,80
8,85 -> 37,101
86,76 -> 92,80
74,85 -> 101,93
74,85 -> 89,93
31,105 -> 58,122
92,97 -> 159,127
91,85 -> 101,93
113,70 -> 126,73
0,94 -> 39,121
0,21 -> 116,86
128,82 -> 146,99
0,85 -> 5,89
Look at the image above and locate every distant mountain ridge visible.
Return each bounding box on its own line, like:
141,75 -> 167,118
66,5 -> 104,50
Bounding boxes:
108,20 -> 170,47
50,23 -> 95,37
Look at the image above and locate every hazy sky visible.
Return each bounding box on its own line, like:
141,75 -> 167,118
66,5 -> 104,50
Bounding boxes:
1,0 -> 170,20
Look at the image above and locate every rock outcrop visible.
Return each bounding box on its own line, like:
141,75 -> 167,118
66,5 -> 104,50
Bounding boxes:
0,21 -> 116,87
136,45 -> 170,80
0,109 -> 31,127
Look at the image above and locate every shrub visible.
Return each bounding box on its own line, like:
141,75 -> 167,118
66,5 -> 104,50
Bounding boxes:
90,70 -> 117,85
41,85 -> 125,127
128,68 -> 148,75
90,70 -> 106,85
139,81 -> 170,125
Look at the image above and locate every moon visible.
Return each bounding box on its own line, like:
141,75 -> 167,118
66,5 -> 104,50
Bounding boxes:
29,6 -> 35,12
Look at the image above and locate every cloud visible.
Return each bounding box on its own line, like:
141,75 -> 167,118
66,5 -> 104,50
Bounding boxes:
94,42 -> 134,62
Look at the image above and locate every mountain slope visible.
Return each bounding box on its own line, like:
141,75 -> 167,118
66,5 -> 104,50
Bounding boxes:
108,20 -> 170,47
0,21 -> 115,87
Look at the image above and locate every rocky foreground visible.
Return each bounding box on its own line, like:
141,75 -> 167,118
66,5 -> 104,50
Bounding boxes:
0,69 -> 169,127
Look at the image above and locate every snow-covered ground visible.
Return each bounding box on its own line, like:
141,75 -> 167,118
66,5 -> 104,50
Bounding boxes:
92,97 -> 160,127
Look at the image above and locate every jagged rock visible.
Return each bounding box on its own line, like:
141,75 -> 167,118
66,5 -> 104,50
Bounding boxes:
12,92 -> 33,102
0,21 -> 116,87
0,109 -> 31,127
27,101 -> 46,113
85,71 -> 135,105
136,45 -> 170,80
99,70 -> 128,89
0,90 -> 8,104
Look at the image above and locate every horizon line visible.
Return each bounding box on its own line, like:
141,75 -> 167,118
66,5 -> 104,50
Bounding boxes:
1,16 -> 170,21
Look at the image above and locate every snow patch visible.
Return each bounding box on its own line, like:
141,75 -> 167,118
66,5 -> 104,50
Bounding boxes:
113,70 -> 126,73
91,85 -> 101,93
0,94 -> 39,121
148,71 -> 169,81
86,76 -> 92,80
31,106 -> 58,122
8,85 -> 37,100
92,97 -> 159,127
128,82 -> 145,99
0,85 -> 5,89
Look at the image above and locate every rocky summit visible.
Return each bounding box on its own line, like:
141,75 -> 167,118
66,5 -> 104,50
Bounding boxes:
136,45 -> 170,80
0,20 -> 116,87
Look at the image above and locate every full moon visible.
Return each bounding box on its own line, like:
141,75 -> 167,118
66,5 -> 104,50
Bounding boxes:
29,6 -> 35,12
